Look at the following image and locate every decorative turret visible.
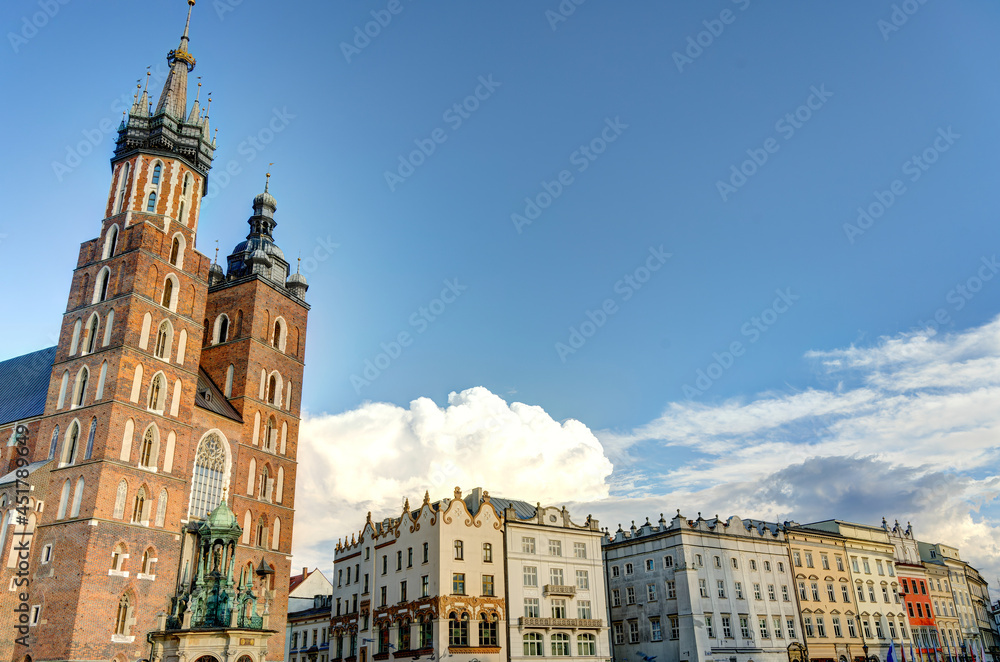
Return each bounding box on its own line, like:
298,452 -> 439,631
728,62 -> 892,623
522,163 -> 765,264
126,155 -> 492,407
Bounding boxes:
113,0 -> 214,180
222,172 -> 305,298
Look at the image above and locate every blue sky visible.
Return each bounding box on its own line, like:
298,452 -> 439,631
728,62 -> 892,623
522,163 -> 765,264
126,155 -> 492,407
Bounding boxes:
3,1 -> 999,577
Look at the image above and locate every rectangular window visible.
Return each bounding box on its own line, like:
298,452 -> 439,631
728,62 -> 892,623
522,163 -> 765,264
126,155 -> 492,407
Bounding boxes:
821,554 -> 830,570
787,618 -> 796,639
735,582 -> 744,599
576,570 -> 589,589
522,536 -> 535,553
664,555 -> 674,568
777,561 -> 784,572
812,582 -> 820,601
625,563 -> 634,575
773,616 -> 783,638
817,616 -> 827,637
483,543 -> 492,563
800,581 -> 808,600
793,551 -> 802,567
782,585 -> 790,602
842,584 -> 851,603
883,586 -> 890,602
699,579 -> 708,598
578,600 -> 592,619
550,567 -> 564,585
715,555 -> 722,568
888,620 -> 897,639
613,622 -> 624,645
452,573 -> 465,595
423,542 -> 429,563
759,617 -> 769,638
877,559 -> 885,575
667,580 -> 677,599
482,574 -> 494,596
862,619 -> 872,639
828,583 -> 836,601
875,620 -> 884,639
833,616 -> 842,637
740,617 -> 752,639
523,566 -> 537,587
650,618 -> 662,642
754,583 -> 762,600
852,557 -> 860,573
421,575 -> 429,598
407,547 -> 413,567
626,587 -> 636,605
768,584 -> 776,601
647,584 -> 657,601
380,586 -> 387,607
551,598 -> 566,619
400,580 -> 407,602
574,542 -> 587,558
750,559 -> 757,570
764,560 -> 771,572
862,558 -> 871,574
670,615 -> 679,640
454,540 -> 464,560
705,615 -> 715,638
836,555 -> 844,571
549,540 -> 562,556
612,589 -> 621,607
612,565 -> 620,577
524,598 -> 540,618
857,584 -> 865,602
868,586 -> 876,602
804,617 -> 814,638
732,557 -> 739,569
645,559 -> 654,572
381,555 -> 388,575
805,552 -> 814,568
628,621 -> 639,644
396,550 -> 402,570
718,580 -> 726,597
847,618 -> 857,638
695,554 -> 703,567
722,616 -> 732,639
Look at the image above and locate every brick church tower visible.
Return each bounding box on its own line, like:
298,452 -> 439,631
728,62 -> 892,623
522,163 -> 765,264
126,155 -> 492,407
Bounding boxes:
0,2 -> 310,661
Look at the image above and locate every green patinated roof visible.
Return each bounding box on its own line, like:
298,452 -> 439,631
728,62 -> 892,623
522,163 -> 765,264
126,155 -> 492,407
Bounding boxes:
199,497 -> 241,534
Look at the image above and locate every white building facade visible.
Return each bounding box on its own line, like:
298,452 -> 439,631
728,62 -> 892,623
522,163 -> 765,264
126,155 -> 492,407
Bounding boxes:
603,512 -> 805,662
502,498 -> 611,662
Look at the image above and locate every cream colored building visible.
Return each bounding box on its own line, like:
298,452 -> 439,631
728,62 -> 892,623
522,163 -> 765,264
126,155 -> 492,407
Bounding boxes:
785,522 -> 867,662
803,521 -> 911,662
502,497 -> 610,662
918,542 -> 961,662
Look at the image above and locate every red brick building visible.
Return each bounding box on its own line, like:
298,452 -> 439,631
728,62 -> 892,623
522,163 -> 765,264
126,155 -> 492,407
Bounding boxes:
0,2 -> 310,661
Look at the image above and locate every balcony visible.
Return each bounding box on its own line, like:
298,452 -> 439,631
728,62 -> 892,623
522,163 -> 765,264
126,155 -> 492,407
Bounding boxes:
543,584 -> 577,597
518,617 -> 603,629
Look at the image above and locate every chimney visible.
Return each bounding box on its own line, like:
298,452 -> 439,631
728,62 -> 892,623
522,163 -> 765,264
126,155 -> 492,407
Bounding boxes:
303,567 -> 308,579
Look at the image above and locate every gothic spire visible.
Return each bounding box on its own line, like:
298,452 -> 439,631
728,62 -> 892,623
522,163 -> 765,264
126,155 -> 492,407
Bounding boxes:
155,0 -> 198,119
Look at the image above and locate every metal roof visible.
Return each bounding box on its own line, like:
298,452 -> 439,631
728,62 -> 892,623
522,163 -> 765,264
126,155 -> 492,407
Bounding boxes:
195,368 -> 243,422
469,495 -> 537,521
0,460 -> 50,487
0,346 -> 56,426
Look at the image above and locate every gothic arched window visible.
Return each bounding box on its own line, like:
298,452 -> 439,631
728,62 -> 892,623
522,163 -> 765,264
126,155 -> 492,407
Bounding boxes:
267,375 -> 277,404
151,163 -> 162,185
113,480 -> 128,519
146,192 -> 157,212
47,425 -> 59,460
84,417 -> 97,460
114,594 -> 131,635
63,421 -> 80,465
131,486 -> 147,524
154,321 -> 172,359
71,477 -> 84,518
188,433 -> 229,519
147,374 -> 165,412
160,277 -> 173,309
73,368 -> 88,407
139,426 -> 157,468
115,163 -> 130,214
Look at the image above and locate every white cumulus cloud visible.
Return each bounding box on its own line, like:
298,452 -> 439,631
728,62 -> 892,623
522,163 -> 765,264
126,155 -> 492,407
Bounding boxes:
291,386 -> 614,571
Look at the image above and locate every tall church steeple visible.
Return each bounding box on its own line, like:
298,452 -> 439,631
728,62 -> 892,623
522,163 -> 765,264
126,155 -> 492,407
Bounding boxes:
155,0 -> 197,118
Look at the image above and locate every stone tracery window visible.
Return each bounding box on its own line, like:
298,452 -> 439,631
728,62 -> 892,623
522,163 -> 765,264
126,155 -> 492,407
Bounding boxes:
188,433 -> 228,519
